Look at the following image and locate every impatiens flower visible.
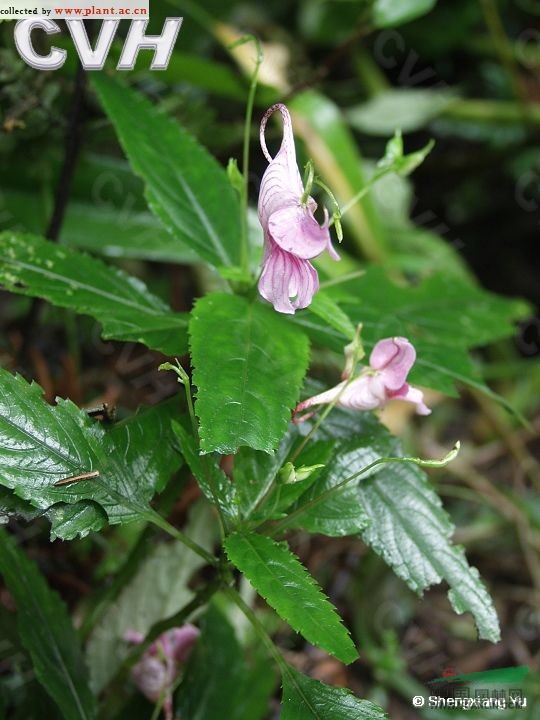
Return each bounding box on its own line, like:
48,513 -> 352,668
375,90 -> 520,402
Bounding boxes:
124,624 -> 200,720
258,103 -> 339,314
294,336 -> 431,421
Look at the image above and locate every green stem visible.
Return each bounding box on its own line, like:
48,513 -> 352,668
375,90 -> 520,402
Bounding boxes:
289,331 -> 364,463
289,393 -> 344,464
270,445 -> 459,536
335,166 -> 394,223
227,587 -> 321,710
225,587 -> 289,675
160,361 -> 227,536
480,0 -> 527,109
230,34 -> 263,276
146,509 -> 217,566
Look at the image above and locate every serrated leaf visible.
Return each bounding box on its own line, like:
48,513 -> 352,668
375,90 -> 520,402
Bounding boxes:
47,502 -> 108,540
0,529 -> 96,720
92,74 -> 242,272
190,294 -> 310,454
281,665 -> 386,720
0,487 -> 106,540
224,533 -> 358,664
86,502 -> 213,692
358,461 -> 500,642
172,419 -> 238,523
0,370 -> 182,537
0,232 -> 187,355
291,408 -> 500,642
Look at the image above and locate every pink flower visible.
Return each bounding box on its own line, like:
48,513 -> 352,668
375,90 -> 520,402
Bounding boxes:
258,103 -> 339,314
294,337 -> 431,420
124,625 -> 200,719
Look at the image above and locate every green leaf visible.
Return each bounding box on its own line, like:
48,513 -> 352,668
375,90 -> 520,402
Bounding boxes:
0,487 -> 107,540
306,292 -> 356,342
0,528 -> 96,720
172,419 -> 238,523
0,189 -> 198,264
291,409 -> 500,642
290,437 -> 376,537
91,74 -> 242,272
0,231 -> 187,355
346,89 -> 457,136
358,460 -> 500,642
86,502 -> 213,692
224,533 -> 358,664
281,665 -> 386,720
0,370 -> 182,537
190,294 -> 310,454
46,502 -> 108,541
373,0 -> 437,28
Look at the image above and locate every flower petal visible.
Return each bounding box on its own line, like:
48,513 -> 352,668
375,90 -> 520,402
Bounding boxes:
168,624 -> 200,664
258,244 -> 319,314
268,204 -> 331,259
369,337 -> 416,391
339,374 -> 387,410
389,383 -> 431,415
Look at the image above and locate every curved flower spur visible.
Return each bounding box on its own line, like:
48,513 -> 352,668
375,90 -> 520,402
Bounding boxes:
257,103 -> 340,314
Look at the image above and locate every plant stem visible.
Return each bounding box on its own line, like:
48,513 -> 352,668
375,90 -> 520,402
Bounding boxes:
146,510 -> 217,566
335,165 -> 394,222
270,446 -> 459,536
227,586 -> 321,708
225,587 -> 289,675
235,35 -> 263,276
160,361 -> 228,536
480,0 -> 528,110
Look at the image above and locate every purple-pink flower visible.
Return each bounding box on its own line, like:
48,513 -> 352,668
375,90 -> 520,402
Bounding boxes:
258,103 -> 339,314
124,625 -> 199,720
294,337 -> 431,420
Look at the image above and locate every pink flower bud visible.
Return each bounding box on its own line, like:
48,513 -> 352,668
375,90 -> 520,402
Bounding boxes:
257,103 -> 339,314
